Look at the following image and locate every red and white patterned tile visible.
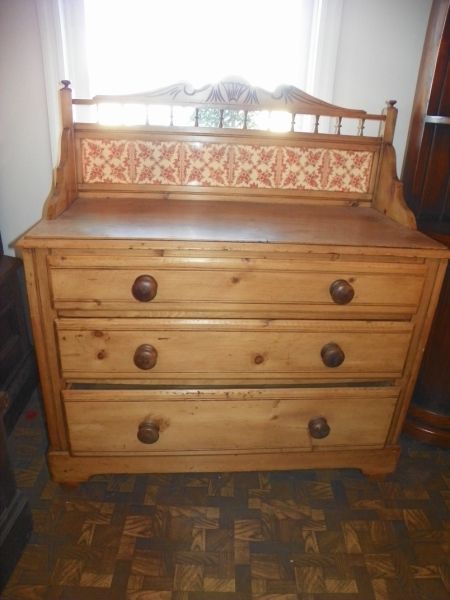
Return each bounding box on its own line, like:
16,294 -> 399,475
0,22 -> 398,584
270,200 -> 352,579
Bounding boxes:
232,145 -> 278,188
184,143 -> 231,186
135,141 -> 181,185
326,150 -> 372,193
82,139 -> 132,184
279,147 -> 327,190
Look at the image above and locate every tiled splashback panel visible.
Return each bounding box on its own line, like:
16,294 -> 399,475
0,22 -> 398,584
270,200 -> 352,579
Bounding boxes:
81,139 -> 374,193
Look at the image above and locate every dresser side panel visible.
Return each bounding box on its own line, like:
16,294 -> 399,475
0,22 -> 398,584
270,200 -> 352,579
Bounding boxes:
22,248 -> 67,450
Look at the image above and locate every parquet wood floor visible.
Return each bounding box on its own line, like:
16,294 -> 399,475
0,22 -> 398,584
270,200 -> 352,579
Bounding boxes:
2,393 -> 450,600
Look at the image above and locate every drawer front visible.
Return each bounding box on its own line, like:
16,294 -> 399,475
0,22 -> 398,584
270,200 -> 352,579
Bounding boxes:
56,318 -> 412,381
49,256 -> 426,316
63,387 -> 398,453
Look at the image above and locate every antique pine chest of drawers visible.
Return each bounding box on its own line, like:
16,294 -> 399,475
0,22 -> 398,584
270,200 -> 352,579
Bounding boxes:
19,81 -> 448,483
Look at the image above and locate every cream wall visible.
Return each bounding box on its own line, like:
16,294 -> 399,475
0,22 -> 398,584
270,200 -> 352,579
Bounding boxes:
0,0 -> 432,256
332,0 -> 432,172
0,0 -> 53,256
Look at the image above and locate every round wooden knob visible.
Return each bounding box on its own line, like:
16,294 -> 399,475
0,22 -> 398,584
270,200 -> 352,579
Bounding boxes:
321,342 -> 345,368
137,421 -> 159,444
132,275 -> 158,302
329,279 -> 354,305
308,417 -> 330,439
133,344 -> 158,370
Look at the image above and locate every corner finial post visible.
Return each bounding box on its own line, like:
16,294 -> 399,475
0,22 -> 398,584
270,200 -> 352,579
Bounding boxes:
380,99 -> 398,143
60,80 -> 73,128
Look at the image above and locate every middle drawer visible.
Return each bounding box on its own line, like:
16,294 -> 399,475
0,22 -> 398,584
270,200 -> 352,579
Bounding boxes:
56,318 -> 413,383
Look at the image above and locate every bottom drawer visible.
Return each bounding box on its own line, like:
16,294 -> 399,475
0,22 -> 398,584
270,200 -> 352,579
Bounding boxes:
63,387 -> 398,454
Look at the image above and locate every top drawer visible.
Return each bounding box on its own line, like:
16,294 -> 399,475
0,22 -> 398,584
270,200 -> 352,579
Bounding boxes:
48,255 -> 426,318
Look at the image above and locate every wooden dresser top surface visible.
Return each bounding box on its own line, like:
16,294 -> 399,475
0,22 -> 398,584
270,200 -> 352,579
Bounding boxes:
22,197 -> 447,255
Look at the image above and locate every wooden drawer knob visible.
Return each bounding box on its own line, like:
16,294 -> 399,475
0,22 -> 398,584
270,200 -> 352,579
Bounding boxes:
321,342 -> 345,368
329,279 -> 354,305
137,421 -> 159,444
308,417 -> 330,439
133,344 -> 158,370
132,275 -> 158,302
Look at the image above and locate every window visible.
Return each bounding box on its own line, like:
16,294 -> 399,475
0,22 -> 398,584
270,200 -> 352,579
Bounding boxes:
39,0 -> 342,160
84,0 -> 313,94
59,0 -> 341,98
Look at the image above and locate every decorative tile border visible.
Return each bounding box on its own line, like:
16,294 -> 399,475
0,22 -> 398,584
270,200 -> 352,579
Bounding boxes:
81,139 -> 373,193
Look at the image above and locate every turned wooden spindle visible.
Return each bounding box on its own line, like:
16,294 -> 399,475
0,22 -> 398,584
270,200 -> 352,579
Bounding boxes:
358,117 -> 366,136
290,113 -> 296,132
314,115 -> 320,133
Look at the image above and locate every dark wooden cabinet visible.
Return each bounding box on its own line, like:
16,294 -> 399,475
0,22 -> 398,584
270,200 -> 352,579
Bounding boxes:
0,234 -> 38,434
0,392 -> 32,592
403,0 -> 450,446
0,234 -> 36,589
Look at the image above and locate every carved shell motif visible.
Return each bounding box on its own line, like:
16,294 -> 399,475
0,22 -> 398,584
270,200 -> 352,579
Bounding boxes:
92,79 -> 367,118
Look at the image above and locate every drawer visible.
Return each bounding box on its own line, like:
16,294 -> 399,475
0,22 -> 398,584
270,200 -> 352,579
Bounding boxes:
63,387 -> 399,454
56,318 -> 413,382
48,255 -> 426,317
